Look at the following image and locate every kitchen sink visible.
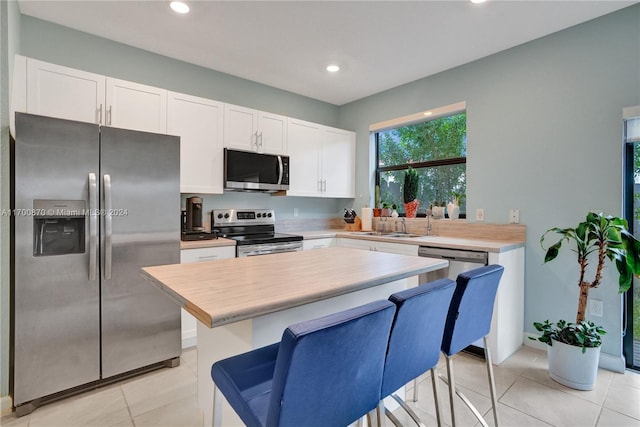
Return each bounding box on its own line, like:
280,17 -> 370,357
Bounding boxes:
357,231 -> 422,238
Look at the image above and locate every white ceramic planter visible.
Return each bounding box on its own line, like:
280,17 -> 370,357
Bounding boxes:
432,206 -> 445,219
547,339 -> 600,390
447,203 -> 460,220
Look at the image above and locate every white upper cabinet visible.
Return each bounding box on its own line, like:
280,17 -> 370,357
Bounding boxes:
287,119 -> 355,198
287,118 -> 322,197
19,57 -> 167,133
321,126 -> 355,198
167,92 -> 224,194
12,56 -> 356,197
26,57 -> 106,125
105,78 -> 167,133
224,104 -> 287,154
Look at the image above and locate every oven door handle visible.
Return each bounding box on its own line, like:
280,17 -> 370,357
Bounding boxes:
239,242 -> 302,257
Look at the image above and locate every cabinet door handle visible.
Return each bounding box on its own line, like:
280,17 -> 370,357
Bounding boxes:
98,104 -> 103,124
107,105 -> 112,125
258,132 -> 263,149
323,179 -> 327,192
253,131 -> 259,150
197,255 -> 218,261
318,180 -> 323,192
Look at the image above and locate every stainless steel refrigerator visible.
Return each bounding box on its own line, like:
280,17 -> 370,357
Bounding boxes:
12,113 -> 181,415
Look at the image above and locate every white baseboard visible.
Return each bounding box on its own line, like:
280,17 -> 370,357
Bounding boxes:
1,395 -> 13,416
182,330 -> 197,350
523,332 -> 625,373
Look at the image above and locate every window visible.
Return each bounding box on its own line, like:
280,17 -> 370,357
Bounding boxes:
375,110 -> 467,217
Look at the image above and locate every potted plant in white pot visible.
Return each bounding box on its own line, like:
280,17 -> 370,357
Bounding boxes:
532,212 -> 640,390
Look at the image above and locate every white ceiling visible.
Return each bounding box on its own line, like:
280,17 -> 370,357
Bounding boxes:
18,0 -> 637,106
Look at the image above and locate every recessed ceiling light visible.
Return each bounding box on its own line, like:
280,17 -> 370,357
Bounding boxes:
326,64 -> 340,73
170,1 -> 190,14
470,0 -> 486,3
423,111 -> 433,116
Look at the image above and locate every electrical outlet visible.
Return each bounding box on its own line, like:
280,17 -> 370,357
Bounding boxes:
589,299 -> 603,317
293,208 -> 299,217
509,209 -> 520,224
476,208 -> 485,222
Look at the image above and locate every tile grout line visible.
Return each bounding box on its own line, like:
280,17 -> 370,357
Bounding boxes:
118,384 -> 137,427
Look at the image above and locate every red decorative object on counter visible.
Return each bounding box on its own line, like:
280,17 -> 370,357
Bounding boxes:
404,200 -> 419,218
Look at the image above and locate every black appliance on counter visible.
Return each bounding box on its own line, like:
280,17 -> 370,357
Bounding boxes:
212,209 -> 302,257
181,196 -> 217,241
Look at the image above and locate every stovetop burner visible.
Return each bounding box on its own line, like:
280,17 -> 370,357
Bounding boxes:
211,209 -> 302,246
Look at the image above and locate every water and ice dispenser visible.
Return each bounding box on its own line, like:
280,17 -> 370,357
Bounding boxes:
33,200 -> 86,256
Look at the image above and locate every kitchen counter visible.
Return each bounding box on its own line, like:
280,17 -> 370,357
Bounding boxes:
337,232 -> 524,253
143,247 -> 447,426
143,247 -> 447,328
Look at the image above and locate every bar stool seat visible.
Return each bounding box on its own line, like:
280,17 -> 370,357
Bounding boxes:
211,299 -> 396,427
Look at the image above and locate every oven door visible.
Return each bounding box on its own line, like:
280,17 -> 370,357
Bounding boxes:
237,241 -> 303,257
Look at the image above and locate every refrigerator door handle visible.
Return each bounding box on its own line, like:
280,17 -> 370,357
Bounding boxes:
104,174 -> 113,280
89,173 -> 98,281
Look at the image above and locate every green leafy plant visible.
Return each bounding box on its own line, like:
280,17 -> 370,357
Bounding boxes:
451,191 -> 465,206
532,212 -> 640,349
403,167 -> 419,203
531,320 -> 606,353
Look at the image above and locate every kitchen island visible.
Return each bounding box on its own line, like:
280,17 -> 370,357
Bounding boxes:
143,247 -> 448,426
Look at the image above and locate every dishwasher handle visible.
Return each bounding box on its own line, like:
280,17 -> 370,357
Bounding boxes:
418,246 -> 488,264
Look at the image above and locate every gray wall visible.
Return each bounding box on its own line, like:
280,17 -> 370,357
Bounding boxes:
339,5 -> 640,358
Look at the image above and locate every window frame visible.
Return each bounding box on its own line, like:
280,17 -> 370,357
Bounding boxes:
373,103 -> 467,218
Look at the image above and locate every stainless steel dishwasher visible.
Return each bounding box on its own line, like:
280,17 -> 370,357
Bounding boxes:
418,246 -> 489,357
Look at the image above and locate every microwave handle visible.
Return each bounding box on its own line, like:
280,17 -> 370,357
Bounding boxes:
277,155 -> 283,185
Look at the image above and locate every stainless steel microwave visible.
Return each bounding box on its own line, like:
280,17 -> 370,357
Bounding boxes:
224,149 -> 290,192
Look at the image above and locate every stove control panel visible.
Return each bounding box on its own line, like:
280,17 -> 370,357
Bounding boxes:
212,209 -> 275,226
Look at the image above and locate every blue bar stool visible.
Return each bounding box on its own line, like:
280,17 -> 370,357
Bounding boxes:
441,264 -> 504,427
210,300 -> 396,427
378,278 -> 456,427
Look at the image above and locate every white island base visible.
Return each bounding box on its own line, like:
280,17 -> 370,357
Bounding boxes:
197,278 -> 408,427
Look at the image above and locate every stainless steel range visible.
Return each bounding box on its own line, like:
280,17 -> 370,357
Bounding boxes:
211,209 -> 303,257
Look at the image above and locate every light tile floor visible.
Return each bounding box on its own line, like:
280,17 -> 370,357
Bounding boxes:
2,345 -> 639,427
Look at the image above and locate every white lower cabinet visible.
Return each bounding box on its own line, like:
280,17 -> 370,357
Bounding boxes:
302,238 -> 335,250
338,238 -> 418,286
337,238 -> 418,256
179,246 -> 236,348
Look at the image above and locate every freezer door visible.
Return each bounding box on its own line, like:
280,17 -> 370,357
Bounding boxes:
13,113 -> 101,405
99,127 -> 181,378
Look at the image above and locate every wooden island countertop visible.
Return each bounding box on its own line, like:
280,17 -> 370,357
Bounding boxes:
142,246 -> 448,328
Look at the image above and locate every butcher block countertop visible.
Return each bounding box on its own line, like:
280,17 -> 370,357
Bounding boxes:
142,247 -> 448,328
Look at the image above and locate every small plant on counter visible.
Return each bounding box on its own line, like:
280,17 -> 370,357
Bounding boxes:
403,167 -> 420,218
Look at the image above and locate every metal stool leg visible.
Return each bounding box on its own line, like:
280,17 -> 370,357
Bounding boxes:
212,384 -> 223,427
484,336 -> 500,427
430,367 -> 442,427
444,355 -> 457,427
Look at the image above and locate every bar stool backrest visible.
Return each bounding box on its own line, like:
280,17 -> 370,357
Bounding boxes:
441,265 -> 504,356
382,278 -> 456,397
266,299 -> 396,427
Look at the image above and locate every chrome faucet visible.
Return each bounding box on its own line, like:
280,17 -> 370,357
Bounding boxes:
401,217 -> 406,234
426,211 -> 432,236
